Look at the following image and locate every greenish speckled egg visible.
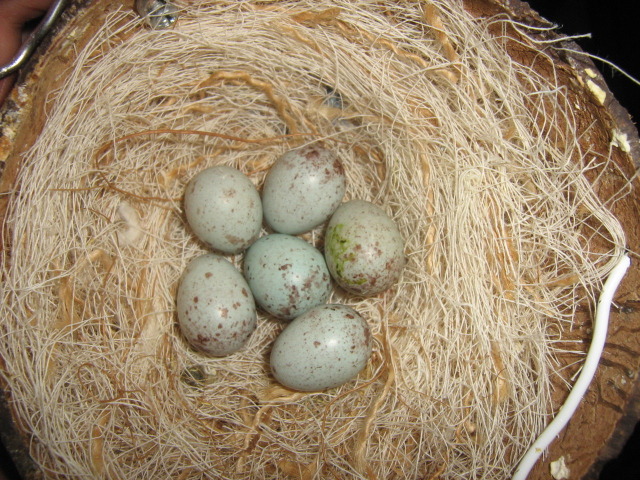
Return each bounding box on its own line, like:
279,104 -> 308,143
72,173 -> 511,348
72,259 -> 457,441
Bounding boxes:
324,200 -> 405,296
270,304 -> 372,391
177,254 -> 256,356
184,166 -> 262,254
243,234 -> 331,320
262,145 -> 345,235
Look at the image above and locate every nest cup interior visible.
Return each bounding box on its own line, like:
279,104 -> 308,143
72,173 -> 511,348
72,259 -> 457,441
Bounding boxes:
0,1 -> 636,479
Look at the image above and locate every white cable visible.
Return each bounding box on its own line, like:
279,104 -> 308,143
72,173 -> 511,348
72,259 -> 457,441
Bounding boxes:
512,254 -> 631,480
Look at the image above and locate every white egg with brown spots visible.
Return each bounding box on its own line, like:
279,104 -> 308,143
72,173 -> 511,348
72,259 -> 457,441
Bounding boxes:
184,166 -> 262,254
262,145 -> 346,235
270,304 -> 372,391
177,254 -> 256,356
243,234 -> 331,320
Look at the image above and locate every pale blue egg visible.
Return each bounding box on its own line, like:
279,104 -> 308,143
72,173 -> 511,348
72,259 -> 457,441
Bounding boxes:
243,234 -> 331,320
325,200 -> 405,296
270,304 -> 372,391
262,145 -> 345,235
177,254 -> 256,356
184,166 -> 262,254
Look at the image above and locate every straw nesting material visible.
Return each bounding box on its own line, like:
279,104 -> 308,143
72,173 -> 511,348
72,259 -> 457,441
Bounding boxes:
0,1 -> 628,478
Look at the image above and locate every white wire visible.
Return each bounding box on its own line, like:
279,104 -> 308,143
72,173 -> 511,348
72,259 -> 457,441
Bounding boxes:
512,254 -> 631,480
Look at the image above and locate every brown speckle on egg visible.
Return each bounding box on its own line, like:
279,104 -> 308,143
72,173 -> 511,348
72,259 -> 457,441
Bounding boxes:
243,234 -> 331,321
184,166 -> 262,254
177,254 -> 257,356
262,145 -> 346,235
324,200 -> 405,296
270,304 -> 372,391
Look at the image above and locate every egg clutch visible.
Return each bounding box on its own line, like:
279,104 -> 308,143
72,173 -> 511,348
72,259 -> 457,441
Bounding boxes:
176,144 -> 405,392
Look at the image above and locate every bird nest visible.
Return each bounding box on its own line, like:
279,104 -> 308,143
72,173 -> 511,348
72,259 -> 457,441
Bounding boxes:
0,1 -> 637,479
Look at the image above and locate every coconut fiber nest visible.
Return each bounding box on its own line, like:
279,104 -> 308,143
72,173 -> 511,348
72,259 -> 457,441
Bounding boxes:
1,1 -> 639,479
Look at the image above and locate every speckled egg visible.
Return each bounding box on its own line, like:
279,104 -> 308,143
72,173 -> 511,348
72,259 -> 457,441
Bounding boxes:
325,200 -> 405,296
184,166 -> 262,254
177,254 -> 256,356
243,234 -> 332,320
270,304 -> 372,391
262,145 -> 346,235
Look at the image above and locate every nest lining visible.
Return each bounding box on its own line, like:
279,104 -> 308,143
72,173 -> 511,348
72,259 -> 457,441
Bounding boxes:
0,1 -> 628,479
